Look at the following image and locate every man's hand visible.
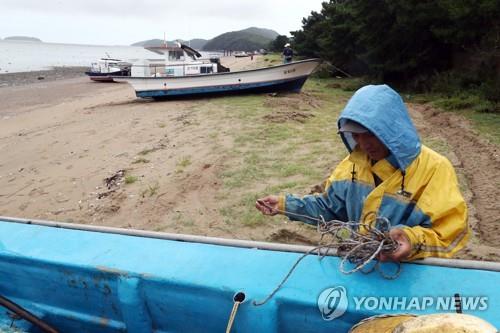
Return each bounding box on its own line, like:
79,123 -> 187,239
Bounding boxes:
255,195 -> 280,216
378,228 -> 412,262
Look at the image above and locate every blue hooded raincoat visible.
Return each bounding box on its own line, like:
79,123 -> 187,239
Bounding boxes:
278,85 -> 469,260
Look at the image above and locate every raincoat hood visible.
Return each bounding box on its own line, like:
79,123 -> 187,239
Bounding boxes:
338,84 -> 421,171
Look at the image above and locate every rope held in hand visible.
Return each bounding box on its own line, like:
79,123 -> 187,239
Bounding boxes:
253,203 -> 401,306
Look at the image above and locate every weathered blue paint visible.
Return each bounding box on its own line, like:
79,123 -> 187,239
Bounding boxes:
136,76 -> 308,99
0,220 -> 498,332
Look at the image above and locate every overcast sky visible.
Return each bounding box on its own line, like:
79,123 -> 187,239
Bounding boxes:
0,0 -> 326,46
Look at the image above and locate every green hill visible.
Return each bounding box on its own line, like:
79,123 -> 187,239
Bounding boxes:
240,27 -> 279,40
187,39 -> 209,50
131,27 -> 279,52
202,27 -> 279,51
5,36 -> 42,42
131,39 -> 208,49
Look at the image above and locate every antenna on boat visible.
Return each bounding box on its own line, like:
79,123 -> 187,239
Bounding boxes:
164,32 -> 167,48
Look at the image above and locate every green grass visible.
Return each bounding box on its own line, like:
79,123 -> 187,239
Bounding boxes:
140,182 -> 160,197
461,110 -> 500,145
173,212 -> 195,227
260,53 -> 281,66
175,156 -> 192,173
219,194 -> 268,227
210,77 -> 347,228
124,175 -> 138,184
207,76 -> 500,231
421,137 -> 453,156
411,92 -> 500,145
433,94 -> 482,110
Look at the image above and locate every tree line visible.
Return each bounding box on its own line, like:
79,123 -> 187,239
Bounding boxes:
273,0 -> 499,104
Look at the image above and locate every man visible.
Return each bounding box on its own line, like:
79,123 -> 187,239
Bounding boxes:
282,43 -> 293,64
256,84 -> 469,262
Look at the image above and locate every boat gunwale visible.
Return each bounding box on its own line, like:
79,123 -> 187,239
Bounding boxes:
1,215 -> 499,272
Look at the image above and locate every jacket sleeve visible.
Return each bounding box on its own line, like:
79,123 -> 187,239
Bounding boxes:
401,159 -> 470,260
277,193 -> 333,226
277,181 -> 347,226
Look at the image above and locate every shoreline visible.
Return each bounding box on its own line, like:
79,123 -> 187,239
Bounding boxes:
0,66 -> 88,88
0,55 -> 260,89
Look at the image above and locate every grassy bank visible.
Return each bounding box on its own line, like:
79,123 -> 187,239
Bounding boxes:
194,78 -> 352,234
184,56 -> 498,239
408,93 -> 500,145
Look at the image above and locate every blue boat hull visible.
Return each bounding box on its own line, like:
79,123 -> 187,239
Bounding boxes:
137,76 -> 309,99
0,218 -> 498,332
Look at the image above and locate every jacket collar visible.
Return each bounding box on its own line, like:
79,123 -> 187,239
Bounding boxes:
348,147 -> 399,181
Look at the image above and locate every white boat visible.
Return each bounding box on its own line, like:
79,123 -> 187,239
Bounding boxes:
234,51 -> 249,58
132,43 -> 227,78
116,57 -> 321,100
85,58 -> 132,82
85,43 -> 199,82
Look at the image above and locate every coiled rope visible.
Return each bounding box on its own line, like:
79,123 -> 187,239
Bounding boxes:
253,204 -> 401,306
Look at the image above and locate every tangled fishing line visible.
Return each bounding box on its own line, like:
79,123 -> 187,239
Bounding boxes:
253,205 -> 401,306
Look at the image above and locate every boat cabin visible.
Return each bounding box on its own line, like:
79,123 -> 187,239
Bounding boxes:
131,43 -> 218,77
89,58 -> 131,75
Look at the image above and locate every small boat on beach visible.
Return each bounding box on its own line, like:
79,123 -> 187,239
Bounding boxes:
116,57 -> 321,99
85,58 -> 132,82
234,51 -> 249,58
0,216 -> 498,332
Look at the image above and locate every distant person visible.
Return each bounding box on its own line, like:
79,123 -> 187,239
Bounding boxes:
256,84 -> 470,262
282,43 -> 293,64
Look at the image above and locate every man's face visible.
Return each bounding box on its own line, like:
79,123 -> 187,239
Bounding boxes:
352,132 -> 389,161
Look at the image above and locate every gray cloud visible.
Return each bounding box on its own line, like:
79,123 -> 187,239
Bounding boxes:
0,0 -> 324,44
2,0 -> 272,20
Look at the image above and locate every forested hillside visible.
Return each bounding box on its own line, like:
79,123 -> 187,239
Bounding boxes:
290,0 -> 499,106
202,27 -> 278,51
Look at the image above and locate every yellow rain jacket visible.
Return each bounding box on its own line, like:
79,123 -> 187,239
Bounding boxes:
278,85 -> 469,260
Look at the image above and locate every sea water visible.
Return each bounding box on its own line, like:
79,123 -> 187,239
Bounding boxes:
0,40 -> 220,74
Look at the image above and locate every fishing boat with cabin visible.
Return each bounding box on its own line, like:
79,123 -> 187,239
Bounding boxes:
84,58 -> 133,82
115,43 -> 321,99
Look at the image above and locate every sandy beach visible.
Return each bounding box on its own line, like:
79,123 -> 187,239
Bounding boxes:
0,55 -> 499,261
0,55 -> 301,242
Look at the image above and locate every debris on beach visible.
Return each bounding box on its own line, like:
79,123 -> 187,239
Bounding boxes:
97,170 -> 125,199
97,189 -> 116,199
104,169 -> 125,190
